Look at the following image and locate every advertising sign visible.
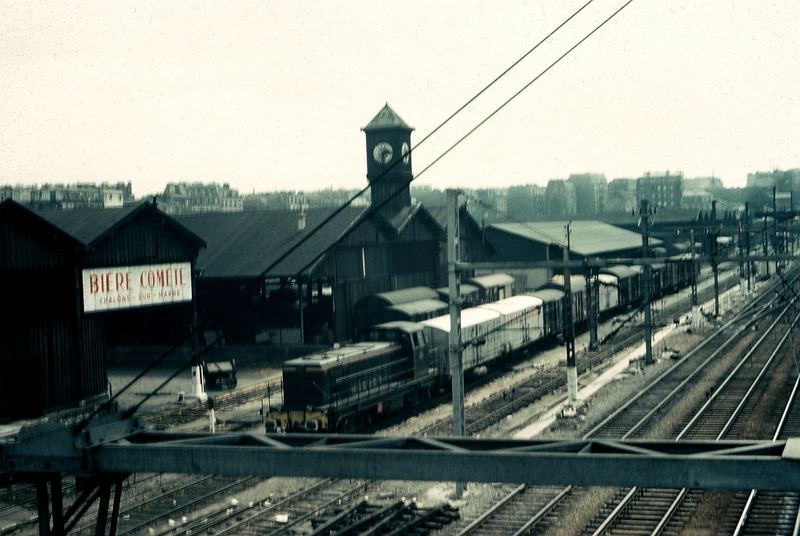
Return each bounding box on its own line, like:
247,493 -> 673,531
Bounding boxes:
82,262 -> 192,313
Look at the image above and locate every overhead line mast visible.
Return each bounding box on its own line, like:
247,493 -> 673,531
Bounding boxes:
640,199 -> 654,366
563,222 -> 579,403
447,189 -> 466,499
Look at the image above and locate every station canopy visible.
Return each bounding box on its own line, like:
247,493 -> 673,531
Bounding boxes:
489,220 -> 661,257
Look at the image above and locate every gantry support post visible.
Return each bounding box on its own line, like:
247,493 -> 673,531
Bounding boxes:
50,474 -> 63,535
764,216 -> 771,278
690,228 -> 698,305
563,223 -> 578,402
774,185 -> 781,275
711,227 -> 720,317
586,262 -> 598,352
446,189 -> 465,498
35,477 -> 51,536
95,481 -> 111,536
744,203 -> 752,293
640,200 -> 653,365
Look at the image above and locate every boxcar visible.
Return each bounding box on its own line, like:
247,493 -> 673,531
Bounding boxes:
465,273 -> 514,302
352,287 -> 440,335
421,307 -> 504,374
478,295 -> 544,353
528,288 -> 564,338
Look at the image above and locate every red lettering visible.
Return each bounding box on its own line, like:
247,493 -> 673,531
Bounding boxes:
104,273 -> 111,292
115,272 -> 125,290
89,274 -> 99,293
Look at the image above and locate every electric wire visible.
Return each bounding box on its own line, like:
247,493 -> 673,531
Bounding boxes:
87,0 -> 635,425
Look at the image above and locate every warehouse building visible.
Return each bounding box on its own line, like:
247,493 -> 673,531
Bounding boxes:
483,220 -> 660,291
0,199 -> 204,420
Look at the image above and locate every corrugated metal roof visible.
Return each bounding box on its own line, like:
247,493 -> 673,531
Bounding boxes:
489,220 -> 658,256
176,206 -> 368,278
362,103 -> 413,131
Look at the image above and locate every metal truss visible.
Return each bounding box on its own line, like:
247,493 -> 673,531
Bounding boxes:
4,420 -> 800,492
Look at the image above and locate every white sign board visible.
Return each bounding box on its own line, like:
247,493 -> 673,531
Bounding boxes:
82,262 -> 193,313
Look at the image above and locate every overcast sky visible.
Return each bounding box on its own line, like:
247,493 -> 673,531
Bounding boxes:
2,1 -> 799,198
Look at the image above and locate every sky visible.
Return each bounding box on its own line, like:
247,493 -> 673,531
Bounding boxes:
1,0 -> 799,198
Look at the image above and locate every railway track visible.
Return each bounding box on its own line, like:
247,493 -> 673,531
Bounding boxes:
68,475 -> 261,536
577,294 -> 800,535
722,330 -> 800,535
444,272 -> 794,535
421,268 -> 742,439
0,271 -> 743,534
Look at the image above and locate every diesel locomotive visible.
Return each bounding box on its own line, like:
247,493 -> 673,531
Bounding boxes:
266,262 -> 693,433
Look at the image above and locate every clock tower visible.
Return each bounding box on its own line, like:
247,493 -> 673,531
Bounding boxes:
362,103 -> 413,215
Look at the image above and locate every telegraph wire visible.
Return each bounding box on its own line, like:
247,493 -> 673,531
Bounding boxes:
86,0 -> 636,425
413,0 -> 635,183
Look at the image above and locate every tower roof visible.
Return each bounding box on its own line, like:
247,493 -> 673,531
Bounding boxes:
362,103 -> 414,132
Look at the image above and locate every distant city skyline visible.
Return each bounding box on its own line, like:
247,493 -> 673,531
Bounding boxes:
2,1 -> 799,198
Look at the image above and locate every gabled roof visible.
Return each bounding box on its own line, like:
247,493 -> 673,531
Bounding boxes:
378,203 -> 442,236
426,205 -> 485,234
176,207 -> 368,278
362,103 -> 413,132
9,200 -> 205,249
0,199 -> 83,248
489,220 -> 660,256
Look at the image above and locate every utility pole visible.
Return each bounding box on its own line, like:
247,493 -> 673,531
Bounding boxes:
744,203 -> 752,293
446,189 -> 465,499
563,223 -> 578,403
689,228 -> 698,306
773,186 -> 780,275
763,216 -> 770,279
640,200 -> 654,366
711,227 -> 720,317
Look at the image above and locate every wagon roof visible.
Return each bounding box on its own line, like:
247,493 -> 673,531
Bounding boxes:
479,295 -> 543,315
529,288 -> 565,302
385,299 -> 448,316
421,306 -> 500,332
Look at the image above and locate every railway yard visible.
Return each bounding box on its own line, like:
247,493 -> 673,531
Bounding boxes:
5,262 -> 800,535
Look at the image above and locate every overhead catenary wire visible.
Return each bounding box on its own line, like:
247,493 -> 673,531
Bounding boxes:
89,0 -> 636,425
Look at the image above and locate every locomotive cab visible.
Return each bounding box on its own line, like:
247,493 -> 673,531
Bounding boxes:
363,321 -> 433,380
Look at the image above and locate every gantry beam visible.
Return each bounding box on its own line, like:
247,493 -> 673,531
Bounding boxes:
4,422 -> 800,492
456,254 -> 800,272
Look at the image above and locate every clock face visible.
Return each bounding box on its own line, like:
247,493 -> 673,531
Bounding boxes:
372,142 -> 393,164
401,142 -> 410,165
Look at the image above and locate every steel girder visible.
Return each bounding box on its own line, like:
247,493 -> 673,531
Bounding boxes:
4,421 -> 800,491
